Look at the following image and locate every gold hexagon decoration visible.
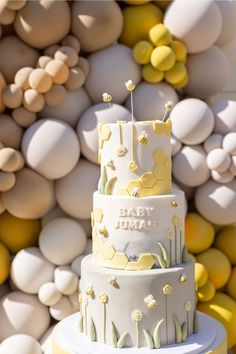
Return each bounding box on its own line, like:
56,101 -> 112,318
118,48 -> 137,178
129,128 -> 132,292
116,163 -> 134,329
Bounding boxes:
152,120 -> 172,136
140,172 -> 156,188
93,234 -> 104,252
125,262 -> 141,270
103,243 -> 116,260
153,165 -> 169,180
165,119 -> 172,136
111,252 -> 129,269
100,124 -> 111,141
164,156 -> 172,169
153,148 -> 167,165
137,253 -> 155,269
126,180 -> 143,196
94,207 -> 103,223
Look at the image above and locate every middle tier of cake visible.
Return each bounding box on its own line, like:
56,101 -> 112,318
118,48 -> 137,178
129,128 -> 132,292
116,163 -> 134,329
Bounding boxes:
92,190 -> 186,270
80,255 -> 197,349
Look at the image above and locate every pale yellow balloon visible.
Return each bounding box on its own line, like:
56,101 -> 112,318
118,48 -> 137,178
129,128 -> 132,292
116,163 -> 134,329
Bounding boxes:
14,67 -> 33,91
215,226 -> 236,265
45,59 -> 69,85
226,267 -> 236,301
197,280 -> 215,302
28,68 -> 52,93
195,262 -> 208,288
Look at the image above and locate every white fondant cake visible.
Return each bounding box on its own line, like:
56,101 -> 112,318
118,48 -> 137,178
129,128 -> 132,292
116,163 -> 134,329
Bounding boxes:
52,103 -> 227,353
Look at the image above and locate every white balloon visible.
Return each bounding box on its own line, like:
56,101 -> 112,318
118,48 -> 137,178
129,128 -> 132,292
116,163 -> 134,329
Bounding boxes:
49,296 -> 74,321
207,148 -> 231,172
203,133 -> 223,153
222,132 -> 236,155
38,282 -> 62,306
0,334 -> 42,354
170,98 -> 214,145
125,82 -> 178,121
0,291 -> 50,341
230,156 -> 236,175
173,145 -> 210,187
56,158 -> 100,219
85,44 -> 141,104
11,247 -> 55,294
22,119 -> 80,180
171,135 -> 182,157
216,0 -> 236,46
164,0 -> 222,53
40,325 -> 55,354
39,217 -> 87,265
211,169 -> 234,184
212,99 -> 236,134
54,266 -> 78,295
195,179 -> 236,225
39,88 -> 91,127
184,46 -> 230,99
77,103 -> 132,164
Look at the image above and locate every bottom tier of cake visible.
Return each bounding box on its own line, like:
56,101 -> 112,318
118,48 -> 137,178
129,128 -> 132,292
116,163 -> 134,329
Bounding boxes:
79,255 -> 196,348
51,312 -> 227,354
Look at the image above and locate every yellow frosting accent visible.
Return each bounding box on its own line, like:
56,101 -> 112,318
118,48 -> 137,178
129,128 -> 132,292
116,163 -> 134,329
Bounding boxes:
153,148 -> 167,164
94,207 -> 103,223
91,212 -> 94,227
111,252 -> 129,269
100,124 -> 111,141
126,180 -> 143,195
103,243 -> 116,259
140,172 -> 156,187
137,253 -> 155,269
125,262 -> 141,270
152,119 -> 172,136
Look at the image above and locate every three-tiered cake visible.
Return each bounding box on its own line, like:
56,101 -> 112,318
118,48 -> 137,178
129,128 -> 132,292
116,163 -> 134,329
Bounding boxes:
52,91 -> 227,354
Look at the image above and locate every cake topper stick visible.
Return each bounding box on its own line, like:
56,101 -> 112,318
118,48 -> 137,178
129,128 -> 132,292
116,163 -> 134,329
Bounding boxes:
125,80 -> 138,172
102,92 -> 117,122
162,101 -> 173,122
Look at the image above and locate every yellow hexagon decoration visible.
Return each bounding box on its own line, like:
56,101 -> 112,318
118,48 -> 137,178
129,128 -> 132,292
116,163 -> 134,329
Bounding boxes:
164,156 -> 172,169
100,124 -> 111,141
125,262 -> 141,270
93,235 -> 104,252
140,172 -> 156,188
103,243 -> 116,260
126,180 -> 143,196
153,148 -> 167,164
138,253 -> 155,269
94,207 -> 103,223
111,252 -> 129,269
153,165 -> 169,180
95,251 -> 105,265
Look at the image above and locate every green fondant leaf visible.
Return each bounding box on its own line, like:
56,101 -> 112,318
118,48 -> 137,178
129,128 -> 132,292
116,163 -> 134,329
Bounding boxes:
89,318 -> 96,342
117,332 -> 128,348
153,318 -> 165,349
181,322 -> 187,342
98,165 -> 107,194
156,254 -> 166,269
182,245 -> 190,263
105,177 -> 117,195
193,310 -> 199,334
143,329 -> 154,349
111,321 -> 118,348
79,314 -> 84,333
158,242 -> 170,268
173,315 -> 182,344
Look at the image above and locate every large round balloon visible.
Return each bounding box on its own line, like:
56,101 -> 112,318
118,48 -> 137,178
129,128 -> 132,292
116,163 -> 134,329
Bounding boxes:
14,0 -> 70,49
85,44 -> 141,104
0,114 -> 23,149
125,82 -> 178,121
72,1 -> 123,53
2,168 -> 55,219
184,46 -> 230,99
0,291 -> 50,341
56,159 -> 100,219
22,119 -> 80,179
173,145 -> 210,187
77,103 -> 132,164
216,0 -> 236,47
11,247 -> 55,294
39,88 -> 91,127
195,179 -> 236,225
0,334 -> 42,354
164,0 -> 222,53
212,99 -> 236,135
39,217 -> 87,265
170,98 -> 214,145
0,36 -> 39,83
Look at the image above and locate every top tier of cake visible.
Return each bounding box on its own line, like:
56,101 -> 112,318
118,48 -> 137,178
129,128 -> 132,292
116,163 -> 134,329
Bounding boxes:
98,120 -> 172,197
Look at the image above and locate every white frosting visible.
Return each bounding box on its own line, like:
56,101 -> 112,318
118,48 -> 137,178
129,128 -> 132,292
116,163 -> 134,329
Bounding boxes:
93,190 -> 185,267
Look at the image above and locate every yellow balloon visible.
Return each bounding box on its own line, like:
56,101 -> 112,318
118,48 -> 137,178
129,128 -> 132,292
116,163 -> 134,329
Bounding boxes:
150,46 -> 175,71
124,0 -> 151,4
185,213 -> 215,254
0,211 -> 41,253
133,40 -> 153,64
226,266 -> 236,301
0,241 -> 11,284
215,226 -> 236,265
170,40 -> 187,62
197,292 -> 236,348
142,64 -> 164,83
149,23 -> 172,46
198,280 -> 216,302
165,62 -> 187,85
119,4 -> 163,47
196,248 -> 231,289
154,0 -> 171,10
195,262 -> 208,288
172,73 -> 189,89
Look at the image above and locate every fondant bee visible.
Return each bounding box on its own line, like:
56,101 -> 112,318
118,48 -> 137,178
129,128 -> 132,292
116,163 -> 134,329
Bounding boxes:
138,131 -> 148,145
144,294 -> 158,309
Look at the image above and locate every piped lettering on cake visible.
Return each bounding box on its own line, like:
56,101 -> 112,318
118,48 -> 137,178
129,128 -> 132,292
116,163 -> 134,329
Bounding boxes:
114,207 -> 158,231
